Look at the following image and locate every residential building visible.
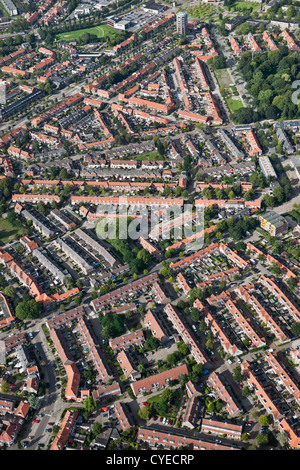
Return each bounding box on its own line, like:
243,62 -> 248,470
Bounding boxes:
130,364 -> 189,397
176,11 -> 188,35
258,211 -> 288,236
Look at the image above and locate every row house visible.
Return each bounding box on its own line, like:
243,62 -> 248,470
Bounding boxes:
50,410 -> 78,450
31,92 -> 83,127
1,66 -> 29,78
259,274 -> 300,322
282,29 -> 300,51
51,287 -> 80,305
0,47 -> 26,67
44,123 -> 59,134
247,34 -> 262,53
144,309 -> 168,343
241,360 -> 282,421
178,109 -> 208,124
50,208 -> 76,231
30,131 -> 62,148
0,157 -> 14,177
218,242 -> 249,270
74,228 -> 117,268
238,284 -> 288,343
0,293 -> 15,330
32,248 -> 67,284
262,31 -> 278,51
110,61 -> 156,95
12,193 -> 60,205
7,146 -> 33,160
185,380 -> 201,398
50,327 -> 80,401
0,401 -> 30,446
166,224 -> 217,252
139,236 -> 162,260
46,305 -> 85,330
195,58 -> 210,91
151,281 -> 168,304
177,272 -> 191,296
265,351 -> 300,405
170,242 -> 219,273
5,258 -> 42,300
217,128 -> 245,160
173,57 -> 188,93
137,426 -> 238,450
4,332 -> 26,353
164,303 -> 208,365
103,303 -> 137,316
94,109 -> 112,138
200,418 -> 243,440
78,136 -> 115,151
182,395 -> 202,429
110,160 -> 137,170
208,371 -> 242,417
119,95 -> 174,114
246,129 -> 262,156
91,272 -> 159,312
71,195 -> 184,208
229,37 -> 243,56
53,237 -> 94,276
21,208 -> 56,239
92,382 -> 121,401
205,91 -> 223,125
199,266 -> 240,286
139,125 -> 178,138
225,297 -> 266,349
0,399 -> 14,414
194,299 -> 243,357
104,141 -> 155,159
149,211 -> 196,241
77,316 -> 113,384
83,97 -> 103,108
109,329 -> 145,352
130,364 -> 189,397
114,401 -> 134,432
116,349 -> 141,381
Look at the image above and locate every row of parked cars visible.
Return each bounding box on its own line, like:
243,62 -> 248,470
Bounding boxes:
153,416 -> 173,425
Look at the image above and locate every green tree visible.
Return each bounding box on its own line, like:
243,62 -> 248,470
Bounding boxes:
259,415 -> 270,426
138,405 -> 151,421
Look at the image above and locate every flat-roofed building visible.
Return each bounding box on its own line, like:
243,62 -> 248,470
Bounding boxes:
258,211 -> 288,236
259,156 -> 277,180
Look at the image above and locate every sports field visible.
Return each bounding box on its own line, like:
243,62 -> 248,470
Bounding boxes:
226,98 -> 243,112
56,24 -> 121,42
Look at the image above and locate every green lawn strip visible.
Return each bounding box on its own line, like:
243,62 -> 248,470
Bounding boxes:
0,218 -> 23,245
56,24 -> 121,42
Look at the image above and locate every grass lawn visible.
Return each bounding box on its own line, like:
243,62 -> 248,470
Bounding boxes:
135,150 -> 163,161
56,24 -> 121,42
0,218 -> 23,245
224,0 -> 261,11
186,4 -> 215,20
146,389 -> 181,418
226,98 -> 244,112
214,68 -> 234,87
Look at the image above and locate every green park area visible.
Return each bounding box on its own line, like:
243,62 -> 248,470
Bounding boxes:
214,68 -> 244,113
56,24 -> 122,42
185,4 -> 215,21
0,217 -> 23,245
224,1 -> 261,12
135,150 -> 163,161
226,97 -> 244,112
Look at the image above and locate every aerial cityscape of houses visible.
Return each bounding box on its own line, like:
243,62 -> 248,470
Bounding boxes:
0,0 -> 300,456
